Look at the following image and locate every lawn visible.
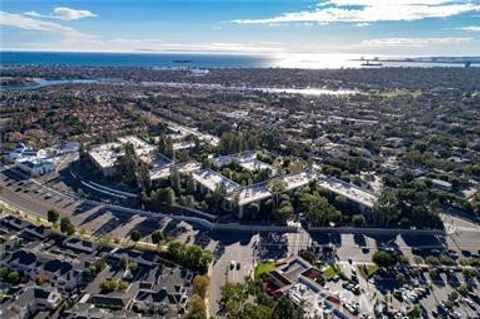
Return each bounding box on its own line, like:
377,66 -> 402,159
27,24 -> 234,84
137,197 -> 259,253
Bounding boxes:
254,261 -> 276,279
323,264 -> 341,280
358,263 -> 379,278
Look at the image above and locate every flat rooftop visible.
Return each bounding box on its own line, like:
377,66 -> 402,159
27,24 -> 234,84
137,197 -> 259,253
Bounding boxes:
317,175 -> 377,208
118,136 -> 156,156
88,142 -> 123,169
169,125 -> 220,147
236,171 -> 316,206
173,141 -> 196,150
192,168 -> 239,193
239,159 -> 276,173
151,153 -> 172,169
150,161 -> 201,181
213,151 -> 258,167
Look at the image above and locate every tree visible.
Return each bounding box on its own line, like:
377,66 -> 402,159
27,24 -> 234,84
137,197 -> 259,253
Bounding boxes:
184,195 -> 196,208
100,279 -> 115,291
407,305 -> 421,319
60,217 -> 75,235
186,173 -> 196,194
245,203 -> 260,220
192,275 -> 210,299
151,229 -> 165,244
218,282 -> 247,317
457,284 -> 470,295
372,189 -> 400,227
130,229 -> 141,242
185,294 -> 207,319
169,166 -> 181,193
137,163 -> 151,191
301,191 -> 341,227
166,241 -> 212,272
157,134 -> 174,159
352,214 -> 366,227
116,143 -> 138,186
7,271 -> 20,285
120,256 -> 137,271
117,280 -> 128,291
372,251 -> 397,268
79,142 -> 88,163
164,187 -> 175,206
276,200 -> 294,223
152,187 -> 176,207
0,266 -> 9,279
273,296 -> 303,319
462,268 -> 477,280
268,178 -> 287,209
47,208 -> 59,224
425,255 -> 440,265
212,184 -> 227,210
298,249 -> 316,264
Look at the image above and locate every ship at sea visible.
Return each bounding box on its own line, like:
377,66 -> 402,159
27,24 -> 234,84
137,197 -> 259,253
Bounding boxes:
360,57 -> 383,67
361,60 -> 383,67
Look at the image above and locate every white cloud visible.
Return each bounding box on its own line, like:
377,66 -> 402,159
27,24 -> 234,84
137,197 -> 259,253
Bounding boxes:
232,0 -> 480,25
24,7 -> 97,21
108,39 -> 284,54
361,37 -> 473,47
2,9 -> 283,54
459,25 -> 480,31
1,11 -> 95,40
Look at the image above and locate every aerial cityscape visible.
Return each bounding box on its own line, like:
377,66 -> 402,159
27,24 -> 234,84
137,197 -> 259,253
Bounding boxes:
1,1 -> 480,319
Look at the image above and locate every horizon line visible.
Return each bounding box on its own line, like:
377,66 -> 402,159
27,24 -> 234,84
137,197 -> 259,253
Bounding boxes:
1,49 -> 479,59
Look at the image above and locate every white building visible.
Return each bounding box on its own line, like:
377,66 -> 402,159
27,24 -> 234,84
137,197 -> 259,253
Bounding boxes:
15,157 -> 55,176
87,142 -> 123,177
192,168 -> 240,195
117,136 -> 156,157
235,171 -> 317,218
431,178 -> 453,191
317,175 -> 377,213
3,142 -> 41,162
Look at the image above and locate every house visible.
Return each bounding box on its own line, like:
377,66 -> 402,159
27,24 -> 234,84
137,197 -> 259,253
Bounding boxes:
62,303 -> 151,319
0,286 -> 62,319
108,248 -> 158,267
84,294 -> 134,310
23,225 -> 48,239
131,266 -> 190,316
2,215 -> 27,230
63,237 -> 96,254
3,248 -> 82,292
41,259 -> 82,291
132,286 -> 188,315
3,249 -> 38,277
264,256 -> 352,319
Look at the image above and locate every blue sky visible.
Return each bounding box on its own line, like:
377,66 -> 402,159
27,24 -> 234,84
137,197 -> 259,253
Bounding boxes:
1,0 -> 480,55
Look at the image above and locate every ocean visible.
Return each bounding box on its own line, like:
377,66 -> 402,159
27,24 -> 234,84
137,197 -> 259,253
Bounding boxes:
0,51 -> 273,68
1,51 -> 478,69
